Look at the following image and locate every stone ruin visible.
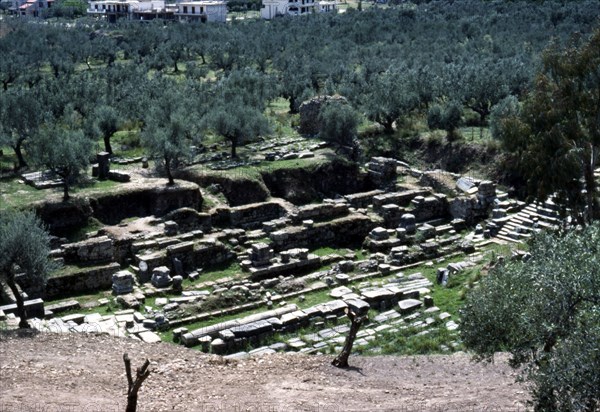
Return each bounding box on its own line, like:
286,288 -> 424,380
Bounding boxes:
4,155 -> 568,356
298,95 -> 350,136
240,243 -> 321,281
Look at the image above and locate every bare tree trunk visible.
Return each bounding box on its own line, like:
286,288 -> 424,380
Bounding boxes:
123,353 -> 151,412
165,156 -> 174,186
104,135 -> 113,155
6,276 -> 30,329
231,137 -> 238,159
583,144 -> 598,224
13,142 -> 27,169
62,179 -> 70,202
332,308 -> 366,368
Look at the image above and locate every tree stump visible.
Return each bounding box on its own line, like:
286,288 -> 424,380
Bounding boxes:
332,308 -> 367,368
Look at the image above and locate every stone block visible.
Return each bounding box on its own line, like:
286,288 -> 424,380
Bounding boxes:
164,221 -> 179,236
151,266 -> 172,288
61,313 -> 85,325
344,298 -> 370,315
112,270 -> 134,295
172,275 -> 183,293
0,298 -> 45,319
108,171 -> 131,182
370,227 -> 389,241
230,319 -> 273,338
399,214 -> 416,234
330,286 -> 353,299
45,300 -> 80,314
138,331 -> 162,343
335,273 -> 350,284
399,299 -> 422,314
166,241 -> 194,256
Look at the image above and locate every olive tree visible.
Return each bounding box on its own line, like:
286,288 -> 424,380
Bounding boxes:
94,105 -> 121,155
28,124 -> 93,201
318,99 -> 359,154
427,101 -> 463,141
461,225 -> 600,412
140,79 -> 194,185
0,87 -> 43,169
0,210 -> 54,329
499,29 -> 600,224
203,97 -> 268,159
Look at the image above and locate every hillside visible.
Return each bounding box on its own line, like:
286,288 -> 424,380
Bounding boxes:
0,330 -> 528,411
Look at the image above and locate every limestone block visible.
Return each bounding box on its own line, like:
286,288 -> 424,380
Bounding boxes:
151,266 -> 172,288
399,299 -> 423,314
138,331 -> 162,343
112,270 -> 134,295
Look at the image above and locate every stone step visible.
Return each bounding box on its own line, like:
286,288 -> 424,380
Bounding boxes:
511,214 -> 535,227
504,221 -> 538,235
495,233 -> 523,244
523,204 -> 558,219
497,229 -> 530,241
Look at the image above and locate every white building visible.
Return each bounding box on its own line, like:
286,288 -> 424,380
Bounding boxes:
260,0 -> 338,19
175,1 -> 226,23
87,0 -> 226,22
88,0 -> 171,21
10,0 -> 54,17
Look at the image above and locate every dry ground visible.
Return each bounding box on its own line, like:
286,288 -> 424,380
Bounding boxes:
0,330 -> 529,412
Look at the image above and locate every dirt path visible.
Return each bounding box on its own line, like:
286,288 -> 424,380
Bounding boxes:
0,331 -> 529,411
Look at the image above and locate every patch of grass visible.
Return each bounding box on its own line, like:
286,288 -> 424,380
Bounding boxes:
459,126 -> 492,142
288,288 -> 331,309
0,175 -> 121,211
62,217 -> 105,242
310,247 -> 347,257
0,177 -> 48,210
365,325 -> 461,356
187,261 -> 244,285
0,147 -> 18,172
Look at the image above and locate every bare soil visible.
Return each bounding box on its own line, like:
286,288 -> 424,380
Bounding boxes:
0,330 -> 529,412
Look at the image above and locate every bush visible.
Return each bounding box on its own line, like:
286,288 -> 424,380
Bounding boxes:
318,100 -> 359,151
461,224 -> 600,412
489,95 -> 520,140
427,102 -> 463,141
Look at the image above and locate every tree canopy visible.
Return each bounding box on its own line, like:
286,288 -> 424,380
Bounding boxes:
461,224 -> 600,412
499,28 -> 600,225
28,121 -> 93,201
0,210 -> 55,328
0,0 -> 599,202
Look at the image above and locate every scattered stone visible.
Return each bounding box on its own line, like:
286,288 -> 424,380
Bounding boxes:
116,294 -> 140,310
398,299 -> 422,314
330,286 -> 353,299
138,331 -> 162,343
172,275 -> 183,293
112,270 -> 134,295
151,266 -> 172,288
164,221 -> 179,236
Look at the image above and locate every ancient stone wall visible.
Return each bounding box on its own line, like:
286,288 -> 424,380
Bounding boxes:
135,240 -> 234,274
89,180 -> 202,224
261,159 -> 370,205
34,199 -> 93,235
211,201 -> 287,229
164,208 -> 212,233
291,202 -> 349,224
269,214 -> 379,251
175,169 -> 270,206
18,262 -> 120,300
411,194 -> 450,222
62,236 -> 114,264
